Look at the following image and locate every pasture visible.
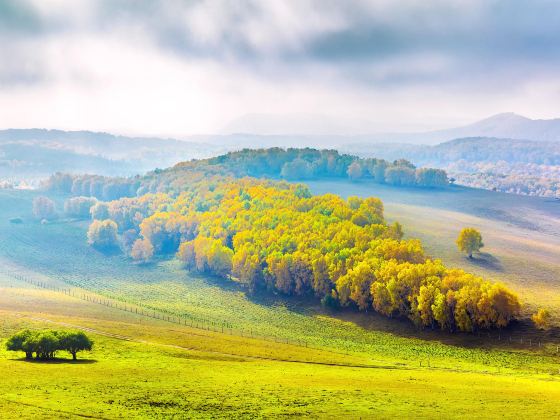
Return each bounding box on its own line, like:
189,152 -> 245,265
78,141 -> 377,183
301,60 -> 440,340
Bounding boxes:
1,186 -> 560,417
1,271 -> 560,418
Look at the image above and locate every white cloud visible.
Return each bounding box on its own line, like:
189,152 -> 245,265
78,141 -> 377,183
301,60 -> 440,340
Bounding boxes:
0,0 -> 559,135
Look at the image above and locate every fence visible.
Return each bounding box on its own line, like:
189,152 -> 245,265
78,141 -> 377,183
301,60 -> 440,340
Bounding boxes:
2,267 -> 559,358
0,268 -> 312,349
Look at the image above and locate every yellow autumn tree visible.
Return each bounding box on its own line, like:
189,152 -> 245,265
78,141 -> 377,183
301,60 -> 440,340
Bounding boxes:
456,227 -> 484,258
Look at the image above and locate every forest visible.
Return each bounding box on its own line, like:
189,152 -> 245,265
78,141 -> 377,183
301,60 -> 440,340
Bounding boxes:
43,148 -> 449,201
72,169 -> 519,332
346,138 -> 560,197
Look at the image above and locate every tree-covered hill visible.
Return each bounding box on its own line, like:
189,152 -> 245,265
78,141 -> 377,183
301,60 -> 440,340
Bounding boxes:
44,148 -> 449,200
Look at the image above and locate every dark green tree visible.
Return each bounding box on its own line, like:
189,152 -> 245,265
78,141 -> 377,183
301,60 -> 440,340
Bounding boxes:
5,329 -> 34,359
59,331 -> 94,360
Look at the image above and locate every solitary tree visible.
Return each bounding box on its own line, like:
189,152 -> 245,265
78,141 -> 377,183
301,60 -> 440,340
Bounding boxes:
456,227 -> 484,258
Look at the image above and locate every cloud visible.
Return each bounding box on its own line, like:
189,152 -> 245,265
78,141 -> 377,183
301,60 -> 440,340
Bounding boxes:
0,0 -> 559,134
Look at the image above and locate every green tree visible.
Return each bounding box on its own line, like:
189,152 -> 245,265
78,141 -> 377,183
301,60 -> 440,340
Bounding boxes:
5,329 -> 34,359
59,331 -> 93,360
26,331 -> 60,360
456,227 -> 484,258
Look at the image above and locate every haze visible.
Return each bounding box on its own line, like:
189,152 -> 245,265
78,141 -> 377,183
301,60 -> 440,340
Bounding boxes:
1,0 -> 560,137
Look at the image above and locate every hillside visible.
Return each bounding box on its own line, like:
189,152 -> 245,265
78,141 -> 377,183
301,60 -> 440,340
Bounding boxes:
220,113 -> 560,145
0,129 -> 225,185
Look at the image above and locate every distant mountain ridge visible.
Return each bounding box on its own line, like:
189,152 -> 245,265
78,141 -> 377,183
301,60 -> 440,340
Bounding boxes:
221,112 -> 560,145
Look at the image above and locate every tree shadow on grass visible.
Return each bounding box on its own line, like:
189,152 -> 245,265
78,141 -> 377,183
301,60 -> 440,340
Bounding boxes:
467,252 -> 504,272
149,265 -> 558,351
94,246 -> 122,257
15,358 -> 97,364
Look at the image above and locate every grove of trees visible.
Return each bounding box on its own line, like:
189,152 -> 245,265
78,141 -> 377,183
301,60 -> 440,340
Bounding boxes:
6,329 -> 93,360
87,175 -> 520,332
44,149 -> 449,203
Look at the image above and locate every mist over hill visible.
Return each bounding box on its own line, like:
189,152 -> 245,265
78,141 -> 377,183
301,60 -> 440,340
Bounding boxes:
0,129 -> 226,185
343,137 -> 560,197
3,112 -> 560,195
220,113 -> 560,145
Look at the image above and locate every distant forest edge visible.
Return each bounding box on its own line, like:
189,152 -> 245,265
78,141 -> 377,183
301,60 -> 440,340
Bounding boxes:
44,148 -> 449,200
344,137 -> 560,198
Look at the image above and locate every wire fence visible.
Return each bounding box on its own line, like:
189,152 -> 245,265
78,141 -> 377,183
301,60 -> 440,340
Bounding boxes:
2,267 -> 559,359
0,268 -> 313,350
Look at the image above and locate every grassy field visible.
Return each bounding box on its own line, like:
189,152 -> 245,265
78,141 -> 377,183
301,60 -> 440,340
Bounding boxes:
1,186 -> 560,417
1,273 -> 560,419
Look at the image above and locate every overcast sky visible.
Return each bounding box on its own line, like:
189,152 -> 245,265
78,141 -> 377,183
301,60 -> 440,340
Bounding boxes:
1,0 -> 559,137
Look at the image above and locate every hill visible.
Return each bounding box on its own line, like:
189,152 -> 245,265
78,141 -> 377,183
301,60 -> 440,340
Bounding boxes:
0,129 -> 225,185
220,112 -> 560,145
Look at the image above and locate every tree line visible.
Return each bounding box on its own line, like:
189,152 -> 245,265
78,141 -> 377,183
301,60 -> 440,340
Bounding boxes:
6,329 -> 93,360
43,148 -> 449,202
85,176 -> 520,332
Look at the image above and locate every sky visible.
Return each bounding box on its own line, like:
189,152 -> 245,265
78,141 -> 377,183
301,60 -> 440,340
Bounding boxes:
0,0 -> 559,137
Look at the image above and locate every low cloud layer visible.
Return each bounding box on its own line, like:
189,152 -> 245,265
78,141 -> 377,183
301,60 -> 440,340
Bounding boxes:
0,0 -> 559,136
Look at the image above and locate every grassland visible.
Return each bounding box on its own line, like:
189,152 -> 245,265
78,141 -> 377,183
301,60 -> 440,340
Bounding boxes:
2,273 -> 560,419
1,186 -> 560,417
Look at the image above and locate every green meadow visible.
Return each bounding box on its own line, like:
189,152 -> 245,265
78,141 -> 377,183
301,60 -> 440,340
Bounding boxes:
0,185 -> 559,418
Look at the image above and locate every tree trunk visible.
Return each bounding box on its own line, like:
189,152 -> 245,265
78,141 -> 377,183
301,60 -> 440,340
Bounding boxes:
72,352 -> 77,361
